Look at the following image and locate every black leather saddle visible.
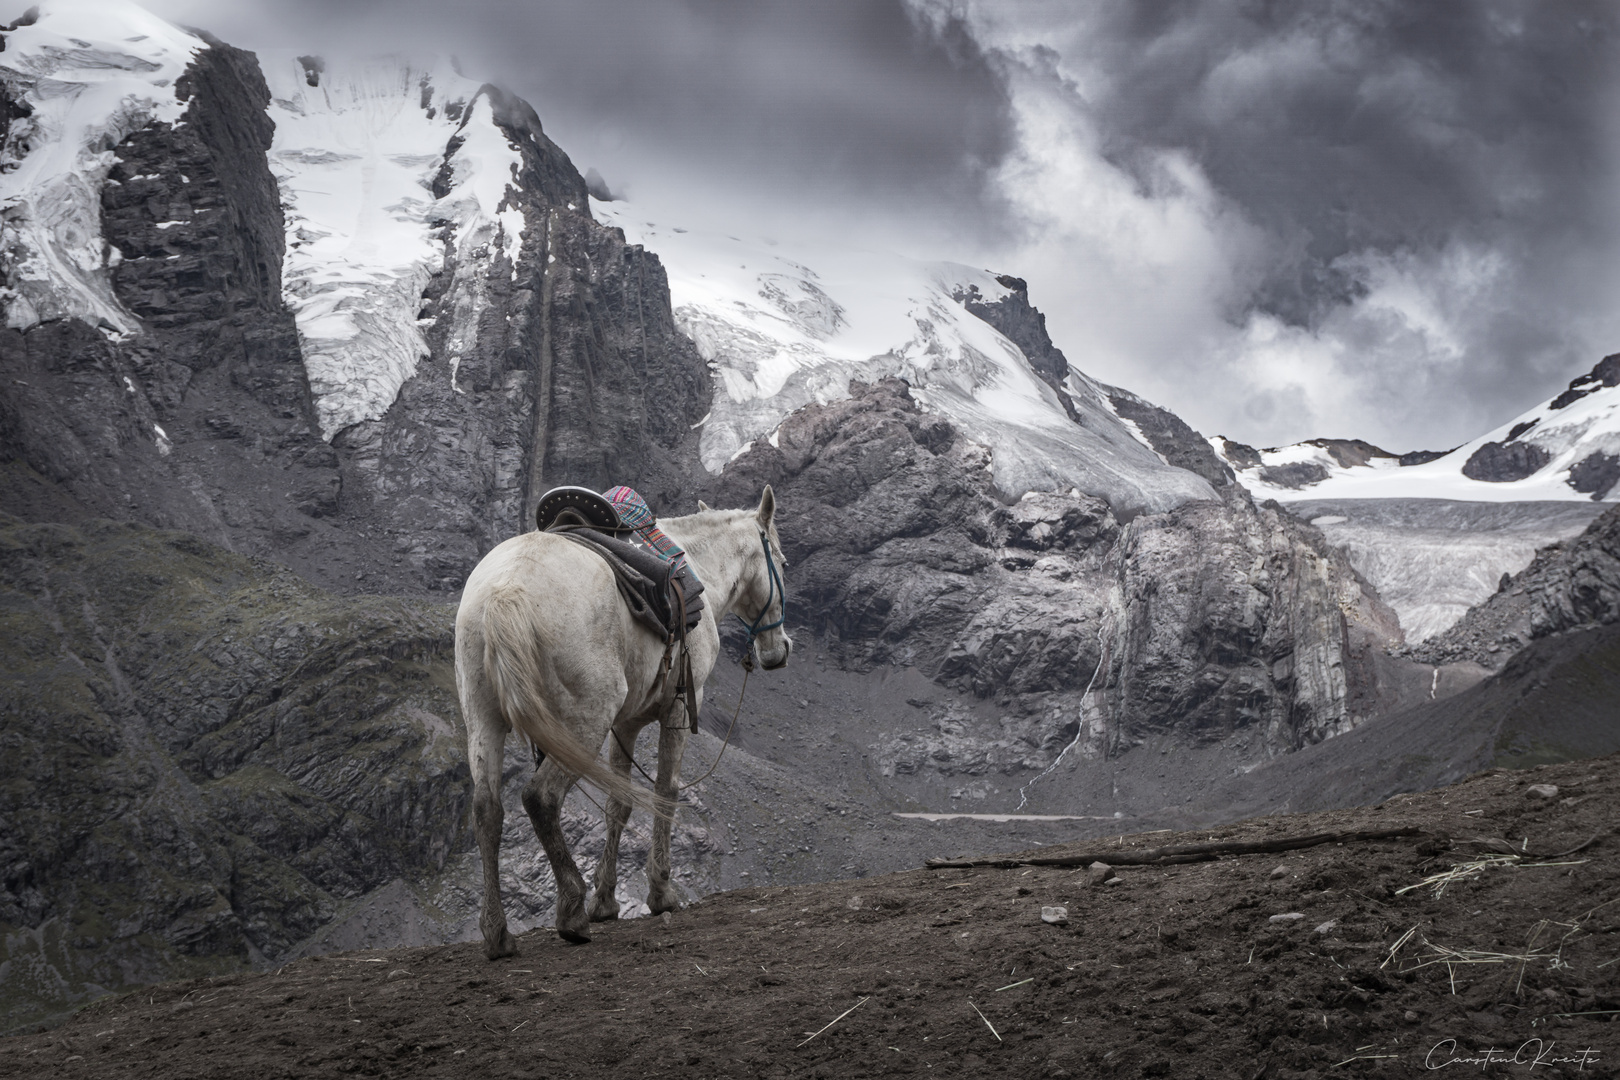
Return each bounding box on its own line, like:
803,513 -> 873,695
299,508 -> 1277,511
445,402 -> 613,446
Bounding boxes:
535,486 -> 626,534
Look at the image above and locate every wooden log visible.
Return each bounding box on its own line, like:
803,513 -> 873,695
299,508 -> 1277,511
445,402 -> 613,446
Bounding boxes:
924,825 -> 1425,870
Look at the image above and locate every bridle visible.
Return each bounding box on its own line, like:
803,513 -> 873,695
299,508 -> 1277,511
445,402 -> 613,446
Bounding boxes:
733,529 -> 786,668
604,524 -> 786,793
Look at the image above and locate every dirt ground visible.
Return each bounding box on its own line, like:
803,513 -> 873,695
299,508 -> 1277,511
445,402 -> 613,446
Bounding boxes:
4,756 -> 1617,1080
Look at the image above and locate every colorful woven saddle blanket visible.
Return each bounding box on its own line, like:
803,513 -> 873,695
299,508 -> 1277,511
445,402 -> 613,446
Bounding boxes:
534,485 -> 704,641
603,486 -> 689,575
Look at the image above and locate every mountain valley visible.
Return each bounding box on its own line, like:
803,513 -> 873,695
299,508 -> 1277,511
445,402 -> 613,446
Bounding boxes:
1,0 -> 1617,1040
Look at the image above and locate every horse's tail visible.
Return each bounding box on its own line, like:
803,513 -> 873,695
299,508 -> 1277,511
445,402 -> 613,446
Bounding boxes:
481,586 -> 667,816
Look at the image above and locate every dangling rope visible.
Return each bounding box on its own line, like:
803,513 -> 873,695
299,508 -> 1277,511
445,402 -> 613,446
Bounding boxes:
680,665 -> 748,790
578,529 -> 780,808
600,663 -> 750,793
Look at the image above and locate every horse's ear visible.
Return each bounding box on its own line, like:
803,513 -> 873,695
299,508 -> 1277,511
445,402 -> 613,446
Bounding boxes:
756,485 -> 776,527
697,499 -> 712,512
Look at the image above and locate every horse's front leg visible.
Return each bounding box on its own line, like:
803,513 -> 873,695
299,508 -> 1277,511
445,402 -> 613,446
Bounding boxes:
588,720 -> 640,922
469,711 -> 518,959
522,756 -> 593,944
646,707 -> 691,915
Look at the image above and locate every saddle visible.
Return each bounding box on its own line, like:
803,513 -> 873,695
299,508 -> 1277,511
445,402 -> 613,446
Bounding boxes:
535,486 -> 705,641
536,486 -> 706,731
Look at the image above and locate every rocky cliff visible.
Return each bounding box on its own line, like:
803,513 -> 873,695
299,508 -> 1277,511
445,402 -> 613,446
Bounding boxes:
711,378 -> 1404,778
0,11 -> 709,598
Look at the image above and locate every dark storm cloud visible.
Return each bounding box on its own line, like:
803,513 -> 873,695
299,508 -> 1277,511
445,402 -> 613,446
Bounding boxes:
960,0 -> 1620,443
1078,1 -> 1619,326
189,0 -> 1016,224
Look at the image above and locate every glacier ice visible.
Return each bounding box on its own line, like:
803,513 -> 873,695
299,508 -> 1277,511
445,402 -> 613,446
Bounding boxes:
1286,498 -> 1606,642
264,54 -> 526,439
0,0 -> 202,334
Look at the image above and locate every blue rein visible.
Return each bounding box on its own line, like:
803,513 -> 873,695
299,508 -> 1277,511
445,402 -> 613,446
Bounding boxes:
735,530 -> 786,654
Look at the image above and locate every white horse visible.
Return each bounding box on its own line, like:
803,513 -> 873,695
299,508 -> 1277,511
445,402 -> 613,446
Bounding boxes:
455,487 -> 791,957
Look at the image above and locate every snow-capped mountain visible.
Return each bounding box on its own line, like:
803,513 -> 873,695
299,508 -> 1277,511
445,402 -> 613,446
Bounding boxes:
593,203 -> 1217,515
0,0 -> 1214,517
1202,354 -> 1620,642
1212,353 -> 1620,504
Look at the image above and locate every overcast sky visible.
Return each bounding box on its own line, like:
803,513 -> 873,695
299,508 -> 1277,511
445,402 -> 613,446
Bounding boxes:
145,0 -> 1620,451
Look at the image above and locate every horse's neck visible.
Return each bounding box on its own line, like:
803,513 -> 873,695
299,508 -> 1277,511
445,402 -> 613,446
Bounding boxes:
661,512 -> 754,619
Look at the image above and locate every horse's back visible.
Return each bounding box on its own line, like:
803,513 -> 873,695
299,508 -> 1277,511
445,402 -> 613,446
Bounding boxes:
456,530 -> 648,710
461,531 -> 617,621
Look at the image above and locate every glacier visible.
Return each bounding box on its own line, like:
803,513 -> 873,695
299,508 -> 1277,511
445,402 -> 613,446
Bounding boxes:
1289,498 -> 1606,642
1206,355 -> 1620,640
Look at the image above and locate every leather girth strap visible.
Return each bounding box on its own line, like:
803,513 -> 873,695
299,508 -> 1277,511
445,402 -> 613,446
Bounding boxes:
670,578 -> 699,734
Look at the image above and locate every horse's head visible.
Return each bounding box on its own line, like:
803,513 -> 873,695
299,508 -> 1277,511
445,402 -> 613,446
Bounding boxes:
738,486 -> 792,670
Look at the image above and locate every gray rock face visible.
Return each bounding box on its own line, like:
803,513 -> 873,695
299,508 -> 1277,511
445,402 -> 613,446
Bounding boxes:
1462,438 -> 1552,482
954,274 -> 1076,418
1093,493 -> 1401,754
1548,352 -> 1620,411
0,517 -> 465,1029
1568,451 -> 1620,499
1101,385 -> 1235,489
1214,437 -> 1335,489
1411,504 -> 1620,667
713,379 -> 1401,763
1218,438 -> 1263,470
0,38 -> 331,549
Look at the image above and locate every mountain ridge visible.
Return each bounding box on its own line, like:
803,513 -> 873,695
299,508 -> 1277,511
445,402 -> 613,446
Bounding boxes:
1211,351 -> 1620,505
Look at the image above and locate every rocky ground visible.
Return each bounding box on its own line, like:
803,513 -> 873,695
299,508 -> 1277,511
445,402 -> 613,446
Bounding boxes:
3,755 -> 1615,1079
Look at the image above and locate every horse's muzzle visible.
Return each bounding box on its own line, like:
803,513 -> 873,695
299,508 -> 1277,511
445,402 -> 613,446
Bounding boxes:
758,635 -> 792,670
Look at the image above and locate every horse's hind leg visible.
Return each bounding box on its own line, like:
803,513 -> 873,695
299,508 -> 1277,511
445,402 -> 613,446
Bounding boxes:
523,756 -> 593,943
468,708 -> 518,959
646,716 -> 689,915
588,721 -> 639,922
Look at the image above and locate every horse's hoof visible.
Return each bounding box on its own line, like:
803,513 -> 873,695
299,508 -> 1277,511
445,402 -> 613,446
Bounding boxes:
483,929 -> 519,960
557,926 -> 592,945
588,895 -> 622,922
647,894 -> 680,916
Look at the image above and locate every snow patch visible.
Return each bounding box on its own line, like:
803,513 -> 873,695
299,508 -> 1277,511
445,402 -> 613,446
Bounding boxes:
1212,369 -> 1620,505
